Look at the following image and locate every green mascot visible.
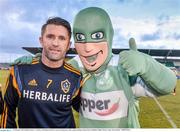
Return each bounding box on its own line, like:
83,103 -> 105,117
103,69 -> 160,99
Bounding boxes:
69,7 -> 176,128
13,7 -> 177,128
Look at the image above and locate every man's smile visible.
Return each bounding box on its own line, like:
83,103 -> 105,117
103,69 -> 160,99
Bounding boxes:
49,48 -> 61,54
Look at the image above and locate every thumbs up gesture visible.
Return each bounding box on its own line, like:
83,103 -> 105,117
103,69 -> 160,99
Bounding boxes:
119,38 -> 151,76
119,38 -> 177,94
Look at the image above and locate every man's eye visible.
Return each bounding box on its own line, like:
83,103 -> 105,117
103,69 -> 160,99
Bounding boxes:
91,32 -> 104,39
59,36 -> 65,40
76,33 -> 85,41
46,34 -> 54,39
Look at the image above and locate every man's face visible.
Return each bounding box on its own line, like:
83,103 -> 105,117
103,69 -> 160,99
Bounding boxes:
75,41 -> 108,72
39,24 -> 70,62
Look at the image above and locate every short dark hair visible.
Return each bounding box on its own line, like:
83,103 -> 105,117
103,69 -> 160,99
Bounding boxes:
41,17 -> 71,38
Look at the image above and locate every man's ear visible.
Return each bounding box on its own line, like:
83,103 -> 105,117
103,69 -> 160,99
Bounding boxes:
67,41 -> 71,51
39,36 -> 43,46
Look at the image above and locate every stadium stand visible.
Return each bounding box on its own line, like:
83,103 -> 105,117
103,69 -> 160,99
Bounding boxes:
23,47 -> 180,79
0,63 -> 10,70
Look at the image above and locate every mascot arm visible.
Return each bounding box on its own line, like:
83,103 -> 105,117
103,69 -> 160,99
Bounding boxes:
11,53 -> 41,65
119,38 -> 177,95
67,56 -> 81,70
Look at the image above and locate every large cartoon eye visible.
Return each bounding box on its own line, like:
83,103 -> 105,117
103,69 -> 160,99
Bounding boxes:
91,32 -> 104,39
76,33 -> 85,41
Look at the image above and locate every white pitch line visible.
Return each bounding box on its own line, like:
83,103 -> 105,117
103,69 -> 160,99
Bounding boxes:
153,97 -> 177,128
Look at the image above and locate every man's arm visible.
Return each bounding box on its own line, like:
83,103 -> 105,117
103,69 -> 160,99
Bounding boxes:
0,87 -> 4,114
72,89 -> 81,112
71,74 -> 82,112
1,67 -> 20,128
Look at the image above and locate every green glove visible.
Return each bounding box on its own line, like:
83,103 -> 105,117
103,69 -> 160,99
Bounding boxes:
10,53 -> 41,66
120,38 -> 177,94
120,38 -> 148,76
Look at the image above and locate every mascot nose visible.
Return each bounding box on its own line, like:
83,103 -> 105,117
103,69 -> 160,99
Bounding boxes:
84,43 -> 94,52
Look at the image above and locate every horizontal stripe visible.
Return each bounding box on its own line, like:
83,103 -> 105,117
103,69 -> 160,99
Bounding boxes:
64,63 -> 80,74
64,65 -> 81,75
32,61 -> 39,64
32,58 -> 39,61
32,58 -> 39,64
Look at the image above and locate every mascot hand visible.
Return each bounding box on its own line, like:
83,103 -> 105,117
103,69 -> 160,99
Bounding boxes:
119,38 -> 150,76
10,53 -> 41,66
120,38 -> 176,94
34,52 -> 42,59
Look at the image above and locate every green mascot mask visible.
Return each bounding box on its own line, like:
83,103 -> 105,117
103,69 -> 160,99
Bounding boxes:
73,7 -> 114,73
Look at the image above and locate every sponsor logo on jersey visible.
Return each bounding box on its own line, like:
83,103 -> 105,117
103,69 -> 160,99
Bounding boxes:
80,90 -> 128,120
23,90 -> 71,102
28,79 -> 38,87
61,79 -> 70,93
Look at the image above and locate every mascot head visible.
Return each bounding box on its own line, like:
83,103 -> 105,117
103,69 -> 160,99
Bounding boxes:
73,7 -> 114,73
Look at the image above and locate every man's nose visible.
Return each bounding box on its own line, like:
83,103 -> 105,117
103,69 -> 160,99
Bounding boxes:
52,38 -> 59,46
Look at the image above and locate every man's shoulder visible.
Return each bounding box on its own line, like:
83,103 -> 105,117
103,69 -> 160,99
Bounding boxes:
67,55 -> 83,69
63,62 -> 81,77
13,59 -> 40,71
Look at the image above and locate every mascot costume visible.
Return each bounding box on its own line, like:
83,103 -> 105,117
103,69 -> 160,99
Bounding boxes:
13,7 -> 177,128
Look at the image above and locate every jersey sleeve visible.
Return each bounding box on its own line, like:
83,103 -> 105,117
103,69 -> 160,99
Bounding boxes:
0,91 -> 4,114
1,67 -> 20,128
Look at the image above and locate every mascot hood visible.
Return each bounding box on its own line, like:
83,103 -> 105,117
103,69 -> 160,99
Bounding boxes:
73,7 -> 114,72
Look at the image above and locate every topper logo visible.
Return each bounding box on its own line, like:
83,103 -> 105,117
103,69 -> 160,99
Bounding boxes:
81,97 -> 120,116
94,98 -> 120,116
81,98 -> 110,112
80,91 -> 128,119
